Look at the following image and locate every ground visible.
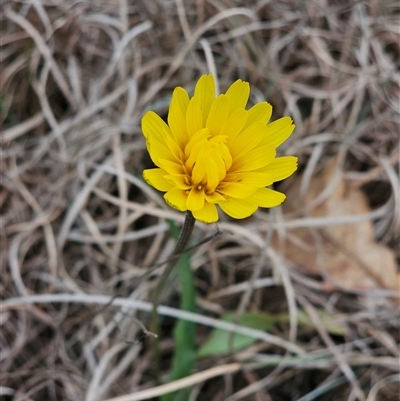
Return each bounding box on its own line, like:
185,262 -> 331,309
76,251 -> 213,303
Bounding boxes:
1,1 -> 400,400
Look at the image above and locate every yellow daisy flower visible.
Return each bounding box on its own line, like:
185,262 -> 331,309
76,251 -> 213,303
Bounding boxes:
142,74 -> 297,223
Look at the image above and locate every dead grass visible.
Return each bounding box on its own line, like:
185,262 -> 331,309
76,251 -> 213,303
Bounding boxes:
1,1 -> 399,400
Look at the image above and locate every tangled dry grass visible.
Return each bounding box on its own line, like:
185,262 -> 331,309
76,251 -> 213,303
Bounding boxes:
1,1 -> 399,400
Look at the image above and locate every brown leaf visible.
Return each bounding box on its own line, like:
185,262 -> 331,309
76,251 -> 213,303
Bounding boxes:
275,158 -> 398,291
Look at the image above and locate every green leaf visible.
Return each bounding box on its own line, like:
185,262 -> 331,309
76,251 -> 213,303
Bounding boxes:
276,309 -> 346,336
297,310 -> 346,336
197,312 -> 275,358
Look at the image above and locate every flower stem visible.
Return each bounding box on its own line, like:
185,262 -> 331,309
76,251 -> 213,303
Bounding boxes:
150,211 -> 196,381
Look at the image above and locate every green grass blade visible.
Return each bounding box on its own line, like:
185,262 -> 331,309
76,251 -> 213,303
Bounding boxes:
161,221 -> 196,401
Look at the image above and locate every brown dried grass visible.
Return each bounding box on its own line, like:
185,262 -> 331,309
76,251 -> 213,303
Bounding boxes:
1,1 -> 399,400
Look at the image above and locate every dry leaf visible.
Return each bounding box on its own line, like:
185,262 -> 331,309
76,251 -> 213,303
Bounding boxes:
276,158 -> 398,291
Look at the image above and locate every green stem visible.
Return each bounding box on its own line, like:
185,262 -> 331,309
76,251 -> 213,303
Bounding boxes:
150,211 -> 196,381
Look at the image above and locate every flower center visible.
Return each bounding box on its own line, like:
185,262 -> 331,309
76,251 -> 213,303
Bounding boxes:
182,131 -> 233,194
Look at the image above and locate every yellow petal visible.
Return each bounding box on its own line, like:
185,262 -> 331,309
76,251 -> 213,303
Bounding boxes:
157,158 -> 184,175
206,158 -> 221,191
194,74 -> 215,125
142,111 -> 180,164
185,139 -> 208,172
143,169 -> 173,192
261,117 -> 295,148
243,102 -> 272,130
205,191 -> 226,203
164,188 -> 188,211
256,156 -> 298,182
206,94 -> 230,136
168,87 -> 189,148
211,147 -> 227,182
142,111 -> 170,142
191,154 -> 207,184
225,79 -> 250,114
164,174 -> 191,190
163,130 -> 184,160
184,128 -> 209,159
218,198 -> 258,219
186,96 -> 203,138
248,188 -> 286,208
232,144 -> 276,172
222,109 -> 248,144
231,171 -> 275,187
229,122 -> 266,158
192,201 -> 218,223
219,142 -> 233,171
218,182 -> 257,199
187,187 -> 205,211
146,138 -> 177,165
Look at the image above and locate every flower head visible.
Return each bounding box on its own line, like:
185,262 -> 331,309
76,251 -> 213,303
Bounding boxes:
142,74 -> 297,223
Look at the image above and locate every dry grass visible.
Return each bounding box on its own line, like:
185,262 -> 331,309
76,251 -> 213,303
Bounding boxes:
1,1 -> 399,400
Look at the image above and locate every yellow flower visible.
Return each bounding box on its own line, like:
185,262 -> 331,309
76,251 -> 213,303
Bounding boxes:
142,74 -> 297,223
